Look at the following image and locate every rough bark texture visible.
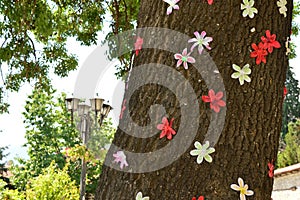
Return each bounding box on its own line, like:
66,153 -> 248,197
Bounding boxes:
95,0 -> 293,199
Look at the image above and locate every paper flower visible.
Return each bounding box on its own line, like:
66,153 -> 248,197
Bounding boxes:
174,48 -> 196,69
231,64 -> 251,85
188,31 -> 213,55
190,141 -> 215,164
277,0 -> 287,17
119,99 -> 126,119
113,151 -> 128,169
284,86 -> 288,98
268,160 -> 275,178
157,117 -> 176,140
163,0 -> 180,15
207,0 -> 213,5
241,0 -> 258,18
250,42 -> 268,65
230,178 -> 254,200
261,30 -> 281,53
136,192 -> 150,200
202,89 -> 226,113
134,37 -> 143,56
192,196 -> 204,200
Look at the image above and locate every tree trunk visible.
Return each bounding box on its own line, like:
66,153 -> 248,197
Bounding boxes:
95,0 -> 293,199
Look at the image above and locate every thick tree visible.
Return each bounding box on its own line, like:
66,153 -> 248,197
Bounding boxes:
95,1 -> 293,199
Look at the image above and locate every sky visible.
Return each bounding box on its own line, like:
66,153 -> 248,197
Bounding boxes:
1,17 -> 300,162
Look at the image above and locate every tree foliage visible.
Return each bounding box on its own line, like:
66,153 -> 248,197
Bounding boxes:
0,0 -> 105,112
277,119 -> 300,168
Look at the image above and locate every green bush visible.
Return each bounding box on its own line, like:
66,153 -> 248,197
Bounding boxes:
25,161 -> 79,200
0,180 -> 24,200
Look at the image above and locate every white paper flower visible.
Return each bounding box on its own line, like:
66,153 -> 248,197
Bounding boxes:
113,151 -> 128,169
241,0 -> 258,18
136,192 -> 150,200
190,141 -> 215,164
230,178 -> 254,200
188,31 -> 213,55
277,0 -> 287,17
163,0 -> 180,15
231,64 -> 251,85
285,37 -> 291,55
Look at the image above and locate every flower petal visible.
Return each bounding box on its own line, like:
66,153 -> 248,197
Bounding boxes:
204,155 -> 213,163
197,155 -> 204,164
238,177 -> 244,187
194,141 -> 202,149
230,184 -> 240,191
190,149 -> 200,156
232,64 -> 241,71
231,72 -> 241,79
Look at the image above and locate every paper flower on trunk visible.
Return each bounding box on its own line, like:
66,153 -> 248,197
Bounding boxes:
250,42 -> 268,65
163,0 -> 180,15
174,48 -> 196,69
192,196 -> 204,200
207,0 -> 213,5
190,141 -> 215,164
277,0 -> 287,17
241,0 -> 258,18
136,192 -> 150,200
157,117 -> 176,140
113,151 -> 128,169
202,89 -> 226,113
268,160 -> 275,178
231,64 -> 251,85
134,37 -> 143,56
261,30 -> 281,53
230,177 -> 254,200
188,31 -> 213,55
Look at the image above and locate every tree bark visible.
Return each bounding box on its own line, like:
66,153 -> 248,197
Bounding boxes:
95,0 -> 293,199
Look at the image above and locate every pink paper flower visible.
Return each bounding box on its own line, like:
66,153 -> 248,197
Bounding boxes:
134,37 -> 143,56
157,117 -> 176,140
250,42 -> 268,65
202,89 -> 226,113
188,31 -> 213,55
261,30 -> 281,53
113,151 -> 129,169
163,0 -> 180,15
119,99 -> 126,119
174,48 -> 196,69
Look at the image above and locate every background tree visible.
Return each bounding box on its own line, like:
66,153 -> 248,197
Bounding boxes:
282,67 -> 300,135
95,0 -> 293,199
0,0 -> 105,112
11,83 -> 116,195
277,119 -> 300,168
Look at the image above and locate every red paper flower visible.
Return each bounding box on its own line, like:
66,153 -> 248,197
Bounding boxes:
192,196 -> 204,200
202,89 -> 226,113
134,37 -> 143,56
283,86 -> 288,98
268,160 -> 275,178
157,117 -> 176,140
261,30 -> 281,53
250,42 -> 268,65
207,0 -> 213,5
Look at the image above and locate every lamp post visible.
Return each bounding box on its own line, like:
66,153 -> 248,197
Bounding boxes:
65,97 -> 112,200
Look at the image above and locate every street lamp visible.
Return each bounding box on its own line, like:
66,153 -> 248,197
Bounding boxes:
65,96 -> 112,200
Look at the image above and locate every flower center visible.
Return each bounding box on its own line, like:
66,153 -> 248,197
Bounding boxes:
240,187 -> 247,195
181,56 -> 188,62
198,38 -> 204,45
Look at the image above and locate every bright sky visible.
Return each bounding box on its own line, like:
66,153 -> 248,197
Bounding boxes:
1,17 -> 300,162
